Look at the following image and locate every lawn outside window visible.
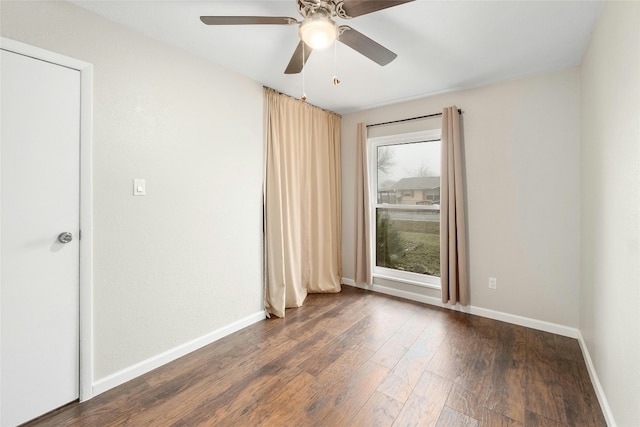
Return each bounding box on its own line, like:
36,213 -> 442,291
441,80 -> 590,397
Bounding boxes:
368,130 -> 442,289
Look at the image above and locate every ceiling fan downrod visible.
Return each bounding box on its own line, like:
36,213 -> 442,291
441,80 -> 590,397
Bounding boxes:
297,0 -> 350,20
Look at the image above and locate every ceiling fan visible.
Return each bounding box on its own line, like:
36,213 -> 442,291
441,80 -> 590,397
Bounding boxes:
200,0 -> 414,74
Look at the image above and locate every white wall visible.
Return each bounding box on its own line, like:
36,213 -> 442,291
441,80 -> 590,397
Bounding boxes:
0,1 -> 264,382
342,68 -> 581,328
580,1 -> 640,425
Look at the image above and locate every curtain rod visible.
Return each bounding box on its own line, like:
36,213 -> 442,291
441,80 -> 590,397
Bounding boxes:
263,86 -> 341,118
366,108 -> 463,128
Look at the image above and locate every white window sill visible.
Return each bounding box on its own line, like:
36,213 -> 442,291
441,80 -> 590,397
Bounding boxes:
373,273 -> 441,290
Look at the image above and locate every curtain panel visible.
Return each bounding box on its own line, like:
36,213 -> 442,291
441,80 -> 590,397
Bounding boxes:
354,123 -> 372,286
440,106 -> 469,305
263,88 -> 342,318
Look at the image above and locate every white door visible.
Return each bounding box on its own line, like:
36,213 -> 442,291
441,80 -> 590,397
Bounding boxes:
1,49 -> 80,427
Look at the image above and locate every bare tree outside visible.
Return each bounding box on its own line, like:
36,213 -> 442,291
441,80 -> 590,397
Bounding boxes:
377,146 -> 395,175
406,162 -> 435,178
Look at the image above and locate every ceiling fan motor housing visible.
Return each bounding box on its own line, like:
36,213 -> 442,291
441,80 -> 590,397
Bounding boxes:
297,0 -> 350,20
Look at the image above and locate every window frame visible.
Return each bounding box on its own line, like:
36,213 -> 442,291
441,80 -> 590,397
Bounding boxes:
368,130 -> 442,289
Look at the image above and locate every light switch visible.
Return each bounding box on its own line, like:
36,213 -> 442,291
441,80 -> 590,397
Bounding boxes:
133,179 -> 146,196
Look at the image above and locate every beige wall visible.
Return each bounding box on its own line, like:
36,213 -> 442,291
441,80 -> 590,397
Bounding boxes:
580,1 -> 640,425
1,1 -> 264,380
342,68 -> 581,327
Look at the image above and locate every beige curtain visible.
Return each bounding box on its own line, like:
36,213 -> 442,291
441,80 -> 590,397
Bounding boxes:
263,88 -> 342,318
440,106 -> 469,305
354,123 -> 372,285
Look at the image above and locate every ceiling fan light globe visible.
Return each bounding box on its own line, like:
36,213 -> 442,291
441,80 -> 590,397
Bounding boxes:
299,16 -> 337,50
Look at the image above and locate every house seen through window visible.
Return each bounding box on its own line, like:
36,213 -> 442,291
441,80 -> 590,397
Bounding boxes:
369,130 -> 441,288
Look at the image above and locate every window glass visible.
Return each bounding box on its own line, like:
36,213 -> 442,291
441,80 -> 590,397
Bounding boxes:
370,132 -> 441,287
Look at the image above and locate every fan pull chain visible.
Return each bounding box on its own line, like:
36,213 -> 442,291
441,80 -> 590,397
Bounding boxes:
301,42 -> 307,102
333,39 -> 340,86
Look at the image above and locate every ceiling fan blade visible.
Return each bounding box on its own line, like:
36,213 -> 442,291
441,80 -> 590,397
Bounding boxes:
200,16 -> 297,25
338,26 -> 397,66
284,41 -> 313,74
340,0 -> 415,18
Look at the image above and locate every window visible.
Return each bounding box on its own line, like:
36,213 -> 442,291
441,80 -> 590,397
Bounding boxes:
368,130 -> 441,288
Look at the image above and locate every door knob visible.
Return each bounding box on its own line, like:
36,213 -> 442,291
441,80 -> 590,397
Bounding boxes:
57,232 -> 73,244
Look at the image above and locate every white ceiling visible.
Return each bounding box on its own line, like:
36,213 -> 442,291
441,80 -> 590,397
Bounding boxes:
70,0 -> 603,114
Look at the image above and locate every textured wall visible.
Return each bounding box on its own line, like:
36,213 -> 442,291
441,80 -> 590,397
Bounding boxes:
580,1 -> 640,425
1,1 -> 264,380
342,68 -> 581,327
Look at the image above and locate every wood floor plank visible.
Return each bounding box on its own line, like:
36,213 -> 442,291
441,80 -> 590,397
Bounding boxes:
435,406 -> 480,427
477,408 -> 523,427
552,334 -> 583,361
377,318 -> 447,402
144,338 -> 260,391
260,342 -> 377,426
299,315 -> 373,377
350,391 -> 404,427
525,329 -> 568,425
426,313 -> 478,383
284,292 -> 376,350
452,331 -> 493,390
24,377 -> 153,426
111,319 -> 307,425
215,371 -> 318,427
457,316 -> 502,388
446,383 -> 483,419
392,371 -> 453,426
181,331 -> 337,425
270,288 -> 370,344
370,309 -> 434,369
524,410 -> 568,427
556,357 -> 606,426
480,323 -> 527,423
360,308 -> 414,352
126,342 -> 304,424
446,383 -> 523,427
221,331 -> 371,425
24,287 -> 607,427
318,360 -> 390,426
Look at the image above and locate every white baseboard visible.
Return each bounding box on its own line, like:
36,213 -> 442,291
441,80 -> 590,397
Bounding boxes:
341,277 -> 357,287
341,277 -> 578,338
577,330 -> 617,427
92,311 -> 266,397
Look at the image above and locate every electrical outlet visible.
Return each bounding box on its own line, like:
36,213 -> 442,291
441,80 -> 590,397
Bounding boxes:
489,277 -> 497,289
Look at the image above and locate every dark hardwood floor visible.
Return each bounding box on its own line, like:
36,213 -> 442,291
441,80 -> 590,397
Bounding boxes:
27,286 -> 606,426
